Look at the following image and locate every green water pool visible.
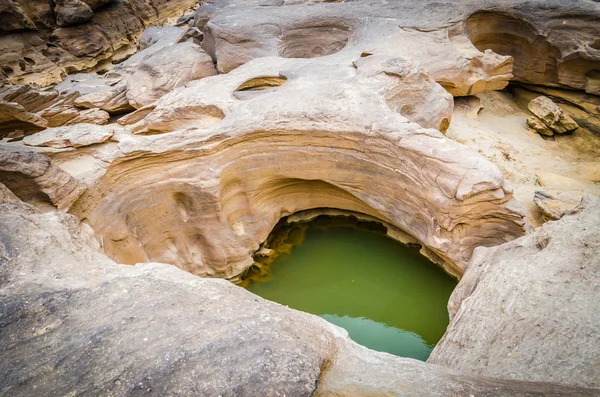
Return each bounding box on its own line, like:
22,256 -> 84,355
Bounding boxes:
245,217 -> 457,361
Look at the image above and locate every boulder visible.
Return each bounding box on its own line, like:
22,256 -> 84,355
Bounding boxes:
513,83 -> 600,136
0,100 -> 48,138
533,188 -> 591,221
526,116 -> 553,136
527,95 -> 579,134
23,124 -> 115,148
54,0 -> 94,27
429,199 -> 600,389
0,149 -> 84,211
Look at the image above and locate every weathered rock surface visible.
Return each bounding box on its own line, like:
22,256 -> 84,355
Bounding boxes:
0,197 -> 597,396
125,41 -> 217,109
0,83 -> 114,136
0,149 -> 84,211
0,100 -> 48,137
54,52 -> 527,280
528,95 -> 579,135
197,0 -> 600,95
526,115 -> 554,136
447,90 -> 600,227
429,199 -> 600,389
0,0 -> 197,86
512,83 -> 600,136
54,0 -> 95,27
533,188 -> 592,221
23,123 -> 115,148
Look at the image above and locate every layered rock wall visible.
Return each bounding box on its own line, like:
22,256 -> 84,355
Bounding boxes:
0,0 -> 197,86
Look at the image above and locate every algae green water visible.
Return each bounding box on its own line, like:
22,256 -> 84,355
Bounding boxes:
246,219 -> 457,361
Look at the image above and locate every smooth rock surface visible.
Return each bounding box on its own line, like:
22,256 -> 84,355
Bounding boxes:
429,199 -> 600,389
67,54 -> 528,280
23,124 -> 115,148
125,41 -> 217,109
0,197 -> 597,396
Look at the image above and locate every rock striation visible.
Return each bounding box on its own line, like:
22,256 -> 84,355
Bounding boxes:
23,123 -> 115,148
0,149 -> 84,210
0,195 -> 597,396
0,0 -> 599,394
0,0 -> 198,86
196,0 -> 600,95
51,52 -> 529,280
527,95 -> 579,136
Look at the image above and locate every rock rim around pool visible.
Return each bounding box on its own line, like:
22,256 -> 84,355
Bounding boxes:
1,191 -> 599,396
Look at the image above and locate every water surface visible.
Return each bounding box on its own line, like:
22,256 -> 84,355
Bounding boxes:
246,219 -> 457,361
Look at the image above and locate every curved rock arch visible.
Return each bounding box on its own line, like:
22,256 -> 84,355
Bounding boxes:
71,125 -> 527,280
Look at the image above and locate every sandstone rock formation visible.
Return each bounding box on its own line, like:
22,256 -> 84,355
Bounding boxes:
23,123 -> 115,148
54,0 -> 94,27
50,52 -> 528,280
0,83 -> 110,137
513,83 -> 600,136
0,149 -> 84,211
0,195 -> 597,396
429,199 -> 600,389
124,41 -> 217,108
533,188 -> 592,221
527,95 -> 579,136
196,0 -> 600,96
0,0 -> 198,86
0,0 -> 599,394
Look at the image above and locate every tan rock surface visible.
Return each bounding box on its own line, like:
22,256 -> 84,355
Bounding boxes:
23,123 -> 115,149
125,41 -> 217,109
0,100 -> 48,138
526,116 -> 553,136
0,0 -> 197,86
197,0 -> 600,95
65,55 -> 527,280
429,199 -> 600,389
447,91 -> 600,226
533,188 -> 592,221
0,149 -> 84,211
512,83 -> 600,136
528,95 -> 579,134
0,196 -> 597,396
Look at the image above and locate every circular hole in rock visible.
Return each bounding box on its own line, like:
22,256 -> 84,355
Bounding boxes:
243,214 -> 457,361
233,75 -> 288,100
278,23 -> 353,59
2,66 -> 14,77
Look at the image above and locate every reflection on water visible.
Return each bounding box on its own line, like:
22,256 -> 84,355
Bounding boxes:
245,217 -> 457,360
321,314 -> 433,361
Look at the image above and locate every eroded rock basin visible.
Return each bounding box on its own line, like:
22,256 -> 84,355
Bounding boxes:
245,216 -> 457,361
